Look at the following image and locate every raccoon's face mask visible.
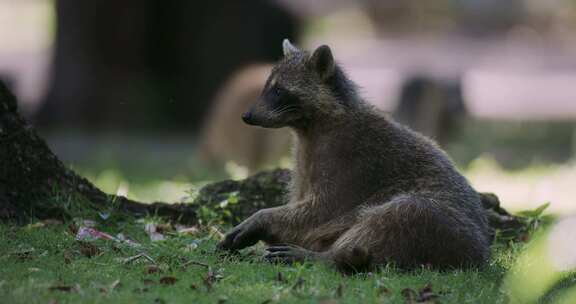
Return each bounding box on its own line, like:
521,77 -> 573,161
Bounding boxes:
242,75 -> 305,129
242,39 -> 336,129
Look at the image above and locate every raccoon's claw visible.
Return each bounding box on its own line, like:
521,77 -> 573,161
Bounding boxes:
263,245 -> 316,264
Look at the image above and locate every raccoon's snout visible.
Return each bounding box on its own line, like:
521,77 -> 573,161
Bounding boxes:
242,111 -> 252,124
241,111 -> 255,125
242,103 -> 287,128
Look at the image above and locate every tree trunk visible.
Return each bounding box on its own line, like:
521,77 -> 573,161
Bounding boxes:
38,0 -> 300,131
1,78 -> 292,223
0,80 -> 520,234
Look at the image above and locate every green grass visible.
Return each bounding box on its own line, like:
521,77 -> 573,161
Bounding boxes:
2,156 -> 573,303
0,221 -> 520,304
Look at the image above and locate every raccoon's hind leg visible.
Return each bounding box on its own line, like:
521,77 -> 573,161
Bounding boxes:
263,215 -> 359,266
263,242 -> 372,274
326,194 -> 490,272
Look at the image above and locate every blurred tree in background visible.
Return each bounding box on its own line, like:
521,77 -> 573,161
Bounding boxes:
38,0 -> 300,131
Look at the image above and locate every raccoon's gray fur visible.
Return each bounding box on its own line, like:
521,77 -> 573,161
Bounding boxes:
217,40 -> 490,273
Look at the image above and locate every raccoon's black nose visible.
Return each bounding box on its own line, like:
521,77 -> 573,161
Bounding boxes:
242,111 -> 253,124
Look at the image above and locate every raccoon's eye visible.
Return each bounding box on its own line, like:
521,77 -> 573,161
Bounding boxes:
272,86 -> 283,96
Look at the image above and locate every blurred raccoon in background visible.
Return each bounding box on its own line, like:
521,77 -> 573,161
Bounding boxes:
394,75 -> 467,146
198,64 -> 292,173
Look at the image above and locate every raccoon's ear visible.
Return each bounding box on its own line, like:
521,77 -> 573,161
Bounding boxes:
309,45 -> 335,80
282,39 -> 299,57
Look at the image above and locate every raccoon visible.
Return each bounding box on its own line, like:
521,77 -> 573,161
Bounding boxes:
217,40 -> 490,272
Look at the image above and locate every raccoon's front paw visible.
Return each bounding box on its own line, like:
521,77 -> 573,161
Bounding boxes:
217,218 -> 264,251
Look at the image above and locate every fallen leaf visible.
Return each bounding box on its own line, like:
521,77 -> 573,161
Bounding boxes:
27,219 -> 62,229
156,223 -> 173,234
145,265 -> 160,274
78,241 -> 100,258
378,285 -> 390,296
63,250 -> 72,264
143,279 -> 155,285
145,223 -> 166,242
75,227 -> 114,242
417,283 -> 439,303
401,283 -> 440,303
200,267 -> 224,292
67,223 -> 78,235
149,232 -> 165,241
159,276 -> 177,285
176,226 -> 199,235
190,284 -> 198,290
517,233 -> 530,242
203,273 -> 214,292
401,288 -> 417,304
204,268 -> 221,290
49,285 -> 75,292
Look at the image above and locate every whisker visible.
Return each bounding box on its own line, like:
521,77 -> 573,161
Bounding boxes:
273,106 -> 296,113
270,105 -> 300,116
